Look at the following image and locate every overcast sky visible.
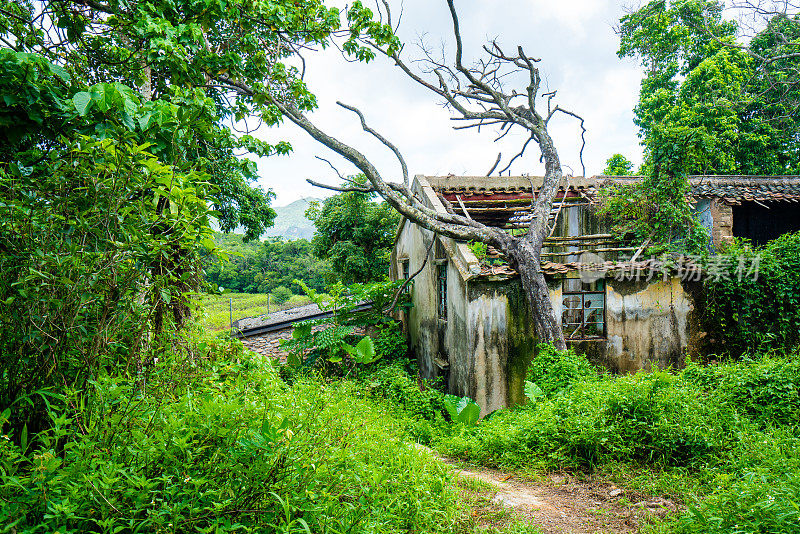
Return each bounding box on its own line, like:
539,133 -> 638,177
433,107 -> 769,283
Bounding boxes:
253,1 -> 646,206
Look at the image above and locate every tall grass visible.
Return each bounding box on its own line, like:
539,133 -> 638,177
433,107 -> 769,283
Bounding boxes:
0,335 -> 488,534
430,346 -> 800,533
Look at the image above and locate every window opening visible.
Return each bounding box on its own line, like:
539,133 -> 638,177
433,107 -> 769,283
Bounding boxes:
437,263 -> 448,320
561,278 -> 605,340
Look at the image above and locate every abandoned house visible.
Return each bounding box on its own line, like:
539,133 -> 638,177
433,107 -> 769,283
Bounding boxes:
391,175 -> 800,415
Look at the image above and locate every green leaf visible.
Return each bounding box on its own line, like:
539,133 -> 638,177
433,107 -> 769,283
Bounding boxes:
293,323 -> 311,340
524,380 -> 544,402
50,63 -> 71,84
456,402 -> 480,426
443,394 -> 480,425
349,336 -> 377,364
73,92 -> 92,115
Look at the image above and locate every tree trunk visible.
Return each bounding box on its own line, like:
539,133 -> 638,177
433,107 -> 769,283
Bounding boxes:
505,236 -> 567,350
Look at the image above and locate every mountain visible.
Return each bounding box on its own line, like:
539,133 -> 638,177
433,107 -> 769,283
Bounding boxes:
263,197 -> 319,241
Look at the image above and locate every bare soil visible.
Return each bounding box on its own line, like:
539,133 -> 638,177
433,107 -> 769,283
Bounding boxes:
418,445 -> 680,533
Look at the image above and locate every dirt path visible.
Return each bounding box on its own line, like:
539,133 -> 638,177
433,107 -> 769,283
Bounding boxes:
416,445 -> 678,533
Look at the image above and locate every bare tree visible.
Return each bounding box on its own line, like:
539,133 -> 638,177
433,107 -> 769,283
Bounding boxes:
216,0 -> 588,349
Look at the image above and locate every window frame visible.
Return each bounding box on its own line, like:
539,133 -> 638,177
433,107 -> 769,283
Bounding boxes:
561,278 -> 606,341
436,262 -> 448,321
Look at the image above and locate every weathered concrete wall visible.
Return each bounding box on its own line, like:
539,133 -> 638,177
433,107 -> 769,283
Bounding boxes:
444,260 -> 470,397
464,279 -> 540,415
393,221 -> 440,381
575,277 -> 702,373
456,274 -> 701,414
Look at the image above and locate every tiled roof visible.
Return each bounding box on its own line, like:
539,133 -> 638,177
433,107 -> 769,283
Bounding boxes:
434,175 -> 800,205
474,258 -> 704,278
475,245 -> 702,279
688,176 -> 800,204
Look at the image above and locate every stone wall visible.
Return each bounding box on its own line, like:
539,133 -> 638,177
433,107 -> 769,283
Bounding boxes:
241,325 -> 366,362
241,329 -> 293,361
710,199 -> 734,247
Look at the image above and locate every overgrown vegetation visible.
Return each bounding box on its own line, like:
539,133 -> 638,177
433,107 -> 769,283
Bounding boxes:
430,346 -> 800,533
600,0 -> 800,254
703,232 -> 800,356
0,336 -> 482,534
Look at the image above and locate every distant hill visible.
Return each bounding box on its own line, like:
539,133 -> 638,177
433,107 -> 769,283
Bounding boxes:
263,197 -> 319,241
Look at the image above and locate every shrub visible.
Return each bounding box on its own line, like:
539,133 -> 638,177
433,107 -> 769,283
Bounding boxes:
680,356 -> 800,427
677,471 -> 800,533
0,351 -> 467,534
271,285 -> 293,304
374,320 -> 409,361
703,232 -> 800,356
361,362 -> 445,423
526,343 -> 598,396
675,425 -> 800,533
437,371 -> 736,470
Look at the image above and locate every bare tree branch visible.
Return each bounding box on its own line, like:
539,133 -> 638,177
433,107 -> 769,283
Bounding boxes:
485,152 -> 502,176
337,101 -> 410,187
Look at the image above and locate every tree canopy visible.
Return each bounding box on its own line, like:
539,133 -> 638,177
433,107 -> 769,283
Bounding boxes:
306,183 -> 400,284
204,233 -> 327,294
619,0 -> 800,175
0,0 -> 350,428
602,154 -> 636,176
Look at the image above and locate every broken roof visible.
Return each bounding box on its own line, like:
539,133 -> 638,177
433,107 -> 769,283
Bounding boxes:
431,174 -> 800,201
402,174 -> 799,281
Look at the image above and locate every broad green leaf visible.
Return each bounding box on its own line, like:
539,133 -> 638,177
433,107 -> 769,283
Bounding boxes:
293,323 -> 311,340
456,402 -> 480,426
73,92 -> 92,115
524,381 -> 544,402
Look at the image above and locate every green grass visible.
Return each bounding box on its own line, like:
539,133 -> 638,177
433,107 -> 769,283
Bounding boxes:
2,335 -> 527,534
426,349 -> 800,533
197,292 -> 314,330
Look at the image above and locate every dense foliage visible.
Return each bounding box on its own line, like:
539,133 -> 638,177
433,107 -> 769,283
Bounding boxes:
0,51 -> 220,432
0,337 -> 474,534
703,232 -> 800,356
0,0 -> 367,433
306,184 -> 400,284
601,154 -> 635,176
601,1 -> 800,253
434,346 -> 800,533
204,232 -> 327,294
525,344 -> 598,396
619,0 -> 800,175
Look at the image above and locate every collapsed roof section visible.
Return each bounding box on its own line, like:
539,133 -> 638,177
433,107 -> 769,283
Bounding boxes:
433,175 -> 800,229
403,174 -> 800,280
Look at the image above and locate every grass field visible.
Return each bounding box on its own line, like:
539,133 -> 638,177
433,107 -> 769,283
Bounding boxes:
197,292 -> 313,330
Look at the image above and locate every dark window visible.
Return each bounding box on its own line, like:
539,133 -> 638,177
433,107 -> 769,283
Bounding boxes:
562,278 -> 605,340
401,260 -> 410,280
437,263 -> 448,320
733,201 -> 800,246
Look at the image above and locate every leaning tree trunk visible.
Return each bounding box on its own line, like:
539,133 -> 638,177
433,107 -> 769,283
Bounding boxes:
499,130 -> 568,350
225,0 -> 581,352
506,237 -> 566,350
